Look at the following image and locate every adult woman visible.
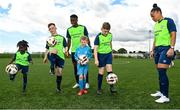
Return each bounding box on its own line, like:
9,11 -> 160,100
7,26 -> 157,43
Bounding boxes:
150,3 -> 177,103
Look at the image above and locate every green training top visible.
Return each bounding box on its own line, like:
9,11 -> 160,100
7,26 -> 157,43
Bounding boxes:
154,19 -> 171,46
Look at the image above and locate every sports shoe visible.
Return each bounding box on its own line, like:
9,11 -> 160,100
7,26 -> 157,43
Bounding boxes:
10,74 -> 15,81
150,91 -> 163,97
155,95 -> 170,103
83,89 -> 88,94
85,83 -> 90,89
49,69 -> 55,75
77,90 -> 84,96
56,88 -> 62,93
72,83 -> 79,88
97,89 -> 102,95
110,85 -> 117,93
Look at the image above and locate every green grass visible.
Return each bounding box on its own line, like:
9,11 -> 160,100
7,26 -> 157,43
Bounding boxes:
0,58 -> 180,109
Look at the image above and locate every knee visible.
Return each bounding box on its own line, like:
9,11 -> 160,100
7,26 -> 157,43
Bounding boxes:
79,75 -> 83,80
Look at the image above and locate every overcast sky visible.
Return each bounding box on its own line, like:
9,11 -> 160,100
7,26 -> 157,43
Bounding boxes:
0,0 -> 179,53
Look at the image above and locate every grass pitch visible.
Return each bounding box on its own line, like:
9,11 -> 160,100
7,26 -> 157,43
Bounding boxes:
0,58 -> 180,109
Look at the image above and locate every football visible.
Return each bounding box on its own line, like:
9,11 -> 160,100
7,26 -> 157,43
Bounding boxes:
47,37 -> 57,47
106,73 -> 118,85
78,55 -> 88,65
5,64 -> 18,75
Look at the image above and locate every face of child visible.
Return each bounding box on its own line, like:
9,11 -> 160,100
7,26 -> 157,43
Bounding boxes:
48,25 -> 57,35
101,28 -> 110,36
19,45 -> 26,52
81,39 -> 87,46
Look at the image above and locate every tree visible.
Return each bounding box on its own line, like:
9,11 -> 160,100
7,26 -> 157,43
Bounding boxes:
117,48 -> 127,54
112,49 -> 118,53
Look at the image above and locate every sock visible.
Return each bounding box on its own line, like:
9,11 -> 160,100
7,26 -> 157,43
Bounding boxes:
73,62 -> 79,83
107,71 -> 113,75
98,74 -> 103,90
56,76 -> 62,90
23,74 -> 27,91
79,75 -> 84,90
10,74 -> 16,80
158,68 -> 169,97
107,71 -> 113,87
83,75 -> 87,88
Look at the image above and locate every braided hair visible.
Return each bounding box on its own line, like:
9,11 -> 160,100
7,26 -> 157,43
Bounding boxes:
17,40 -> 29,51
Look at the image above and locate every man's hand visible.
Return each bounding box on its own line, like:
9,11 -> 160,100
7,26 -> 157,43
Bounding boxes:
95,59 -> 99,66
150,50 -> 154,59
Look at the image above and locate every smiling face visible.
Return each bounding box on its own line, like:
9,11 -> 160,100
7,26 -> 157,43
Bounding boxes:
48,24 -> 57,35
70,17 -> 78,26
80,38 -> 87,46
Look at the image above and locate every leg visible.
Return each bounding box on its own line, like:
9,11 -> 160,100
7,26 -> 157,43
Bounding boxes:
97,67 -> 105,95
56,67 -> 62,92
22,74 -> 27,92
55,57 -> 64,92
106,64 -> 117,93
48,53 -> 56,75
71,53 -> 78,83
157,64 -> 169,97
22,66 -> 29,93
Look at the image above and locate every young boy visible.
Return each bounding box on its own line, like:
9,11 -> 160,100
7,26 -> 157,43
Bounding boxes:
8,40 -> 33,93
74,36 -> 92,96
94,22 -> 117,95
43,23 -> 68,92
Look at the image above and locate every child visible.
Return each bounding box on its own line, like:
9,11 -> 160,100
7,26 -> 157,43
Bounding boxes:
43,23 -> 68,92
94,22 -> 117,95
74,36 -> 92,96
8,40 -> 33,93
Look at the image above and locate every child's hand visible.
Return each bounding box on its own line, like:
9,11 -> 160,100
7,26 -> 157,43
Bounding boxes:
65,51 -> 69,57
43,58 -> 48,63
95,59 -> 99,66
77,60 -> 81,64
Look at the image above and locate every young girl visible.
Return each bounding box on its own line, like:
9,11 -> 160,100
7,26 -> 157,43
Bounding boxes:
8,40 -> 33,93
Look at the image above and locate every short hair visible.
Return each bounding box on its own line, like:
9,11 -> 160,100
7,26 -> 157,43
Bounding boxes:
102,22 -> 111,30
151,3 -> 162,14
70,14 -> 78,19
48,23 -> 56,28
80,36 -> 88,41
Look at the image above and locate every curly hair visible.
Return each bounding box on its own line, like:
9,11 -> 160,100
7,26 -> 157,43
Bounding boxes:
17,40 -> 29,51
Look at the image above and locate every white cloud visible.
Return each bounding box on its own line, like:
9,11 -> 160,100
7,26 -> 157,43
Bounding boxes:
0,0 -> 180,53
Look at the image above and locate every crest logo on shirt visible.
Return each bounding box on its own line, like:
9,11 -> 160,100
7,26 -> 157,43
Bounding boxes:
163,60 -> 167,63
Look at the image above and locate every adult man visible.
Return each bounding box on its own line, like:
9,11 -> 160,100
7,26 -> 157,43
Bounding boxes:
66,14 -> 90,89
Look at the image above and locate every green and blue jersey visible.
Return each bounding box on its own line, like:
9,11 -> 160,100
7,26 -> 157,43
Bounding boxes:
12,51 -> 32,66
154,17 -> 177,46
66,25 -> 88,52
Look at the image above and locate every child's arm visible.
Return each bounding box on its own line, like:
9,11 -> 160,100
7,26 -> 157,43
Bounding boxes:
43,49 -> 49,63
8,54 -> 16,64
87,47 -> 92,60
28,53 -> 33,64
63,37 -> 69,56
94,45 -> 99,66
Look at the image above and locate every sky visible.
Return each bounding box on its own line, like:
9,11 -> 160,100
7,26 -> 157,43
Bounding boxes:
0,0 -> 179,53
